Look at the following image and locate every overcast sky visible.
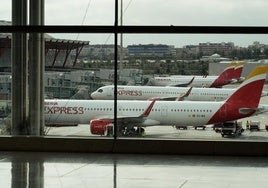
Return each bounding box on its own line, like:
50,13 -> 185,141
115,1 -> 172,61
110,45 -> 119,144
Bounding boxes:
1,0 -> 268,47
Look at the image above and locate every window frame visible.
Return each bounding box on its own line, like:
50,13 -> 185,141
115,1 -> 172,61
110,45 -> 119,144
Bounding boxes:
1,0 -> 268,155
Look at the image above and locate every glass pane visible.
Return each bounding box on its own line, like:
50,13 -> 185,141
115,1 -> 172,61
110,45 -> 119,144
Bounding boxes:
45,0 -> 115,25
124,0 -> 268,26
44,33 -> 115,137
2,0 -> 268,144
110,34 -> 268,140
0,3 -> 11,22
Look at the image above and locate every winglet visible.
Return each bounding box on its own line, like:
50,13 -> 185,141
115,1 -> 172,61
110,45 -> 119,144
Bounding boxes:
189,76 -> 195,85
177,87 -> 193,101
143,99 -> 157,117
173,76 -> 195,87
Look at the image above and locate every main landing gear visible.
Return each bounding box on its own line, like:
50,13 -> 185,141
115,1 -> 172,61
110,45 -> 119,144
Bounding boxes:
118,127 -> 146,137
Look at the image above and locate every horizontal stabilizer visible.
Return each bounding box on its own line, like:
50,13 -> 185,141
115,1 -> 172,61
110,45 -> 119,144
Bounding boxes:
261,91 -> 268,97
239,108 -> 257,115
254,104 -> 268,115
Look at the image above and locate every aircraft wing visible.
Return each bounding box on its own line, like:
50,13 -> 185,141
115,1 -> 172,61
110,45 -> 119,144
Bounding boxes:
170,77 -> 195,87
148,87 -> 192,101
96,115 -> 144,125
148,97 -> 178,101
96,99 -> 158,126
177,87 -> 193,101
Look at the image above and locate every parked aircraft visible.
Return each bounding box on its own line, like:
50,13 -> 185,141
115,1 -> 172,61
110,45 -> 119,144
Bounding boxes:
90,83 -> 268,102
44,66 -> 268,137
150,62 -> 243,87
91,63 -> 266,101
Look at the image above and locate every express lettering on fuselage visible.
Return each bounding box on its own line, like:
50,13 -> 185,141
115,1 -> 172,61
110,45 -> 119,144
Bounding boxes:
117,90 -> 142,96
45,106 -> 84,114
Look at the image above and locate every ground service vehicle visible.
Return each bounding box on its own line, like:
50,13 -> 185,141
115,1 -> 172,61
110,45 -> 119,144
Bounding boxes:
174,125 -> 187,130
220,121 -> 244,137
194,125 -> 206,130
249,121 -> 260,131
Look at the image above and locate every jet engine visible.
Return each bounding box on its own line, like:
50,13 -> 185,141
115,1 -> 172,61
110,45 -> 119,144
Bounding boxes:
90,119 -> 113,135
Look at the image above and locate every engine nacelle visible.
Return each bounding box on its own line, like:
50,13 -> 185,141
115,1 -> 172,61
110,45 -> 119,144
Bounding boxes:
90,119 -> 113,135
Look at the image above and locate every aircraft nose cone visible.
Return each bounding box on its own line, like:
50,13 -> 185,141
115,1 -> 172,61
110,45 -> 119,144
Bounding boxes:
90,92 -> 97,99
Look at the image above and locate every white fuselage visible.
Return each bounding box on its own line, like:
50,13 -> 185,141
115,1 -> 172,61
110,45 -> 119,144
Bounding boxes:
152,76 -> 218,87
91,85 -> 268,101
44,99 -> 224,127
91,85 -> 235,101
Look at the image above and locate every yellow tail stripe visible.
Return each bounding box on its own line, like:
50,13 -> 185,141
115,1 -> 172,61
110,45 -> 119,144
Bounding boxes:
236,61 -> 244,67
227,61 -> 237,68
245,65 -> 268,80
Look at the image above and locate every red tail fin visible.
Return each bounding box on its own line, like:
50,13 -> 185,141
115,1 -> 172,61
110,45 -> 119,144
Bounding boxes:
210,62 -> 237,87
232,61 -> 244,80
228,65 -> 268,107
208,65 -> 268,124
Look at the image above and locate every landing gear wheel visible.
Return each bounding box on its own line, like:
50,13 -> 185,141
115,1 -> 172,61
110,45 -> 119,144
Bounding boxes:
136,127 -> 146,137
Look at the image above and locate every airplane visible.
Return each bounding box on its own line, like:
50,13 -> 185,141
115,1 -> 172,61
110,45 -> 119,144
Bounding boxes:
90,82 -> 268,101
149,61 -> 243,87
172,61 -> 244,81
44,65 -> 268,137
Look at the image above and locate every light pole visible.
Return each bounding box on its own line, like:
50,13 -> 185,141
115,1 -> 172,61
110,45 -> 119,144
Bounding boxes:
59,73 -> 64,98
119,0 -> 123,81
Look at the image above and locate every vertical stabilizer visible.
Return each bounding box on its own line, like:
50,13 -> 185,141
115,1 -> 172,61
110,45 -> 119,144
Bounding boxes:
210,62 -> 237,87
208,65 -> 268,124
232,61 -> 244,81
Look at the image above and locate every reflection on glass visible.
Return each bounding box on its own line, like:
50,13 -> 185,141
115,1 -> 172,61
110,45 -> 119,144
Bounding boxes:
4,154 -> 119,188
1,30 -> 268,141
11,162 -> 44,188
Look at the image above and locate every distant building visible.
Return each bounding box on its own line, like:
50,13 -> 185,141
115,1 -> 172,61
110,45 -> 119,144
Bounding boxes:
127,44 -> 176,58
0,20 -> 89,71
79,44 -> 115,60
200,53 -> 230,62
199,42 -> 234,56
180,45 -> 200,59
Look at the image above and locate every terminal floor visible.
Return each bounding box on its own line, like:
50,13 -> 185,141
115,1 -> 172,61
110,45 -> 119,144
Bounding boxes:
1,152 -> 268,188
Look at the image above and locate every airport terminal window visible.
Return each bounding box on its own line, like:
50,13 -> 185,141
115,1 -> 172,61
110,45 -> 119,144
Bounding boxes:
1,1 -> 268,155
